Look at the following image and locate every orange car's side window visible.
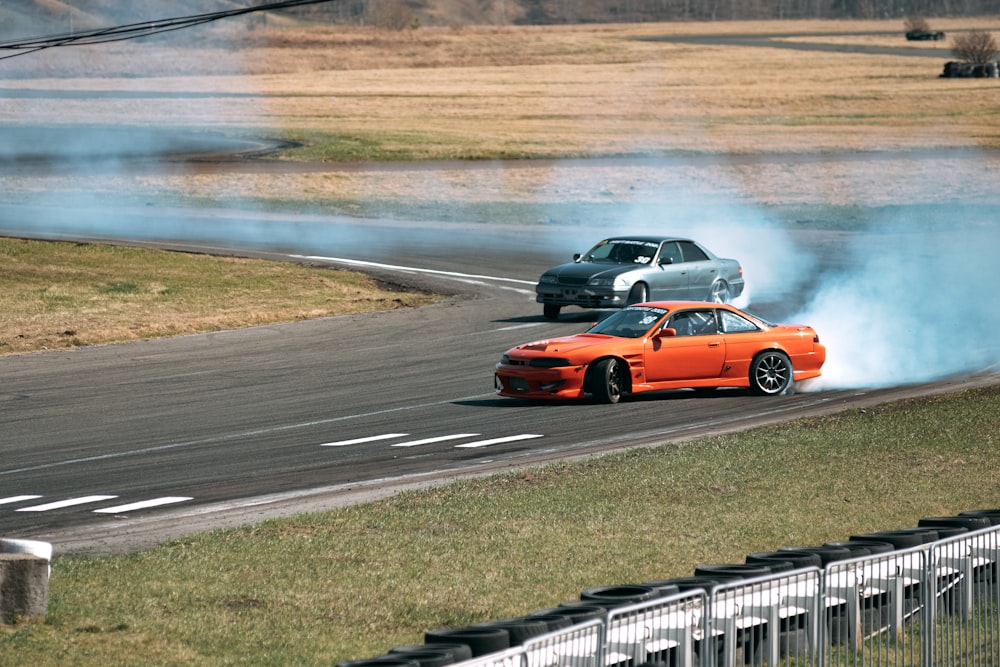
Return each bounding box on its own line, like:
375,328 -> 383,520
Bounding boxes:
720,311 -> 759,333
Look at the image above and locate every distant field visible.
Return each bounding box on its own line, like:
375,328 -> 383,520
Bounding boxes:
1,18 -> 998,214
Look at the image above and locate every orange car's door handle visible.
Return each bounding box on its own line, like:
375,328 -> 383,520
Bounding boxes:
708,342 -> 721,347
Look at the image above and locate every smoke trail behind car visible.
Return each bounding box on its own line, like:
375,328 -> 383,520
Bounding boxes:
789,210 -> 999,389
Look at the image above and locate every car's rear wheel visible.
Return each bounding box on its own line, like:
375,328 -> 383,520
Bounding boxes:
589,357 -> 626,404
708,280 -> 730,304
749,351 -> 792,396
626,283 -> 648,306
543,304 -> 561,320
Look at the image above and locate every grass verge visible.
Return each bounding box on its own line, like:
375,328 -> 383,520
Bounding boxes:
0,238 -> 438,355
1,385 -> 997,666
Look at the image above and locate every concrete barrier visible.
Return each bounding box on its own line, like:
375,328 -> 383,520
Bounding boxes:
0,538 -> 52,623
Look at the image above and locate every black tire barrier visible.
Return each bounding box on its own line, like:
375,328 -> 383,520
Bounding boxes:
776,545 -> 854,565
471,617 -> 550,646
424,626 -> 510,657
894,527 -> 942,544
744,558 -> 796,573
529,605 -> 606,624
580,584 -> 659,607
694,563 -> 776,580
959,509 -> 1000,526
357,509 -> 1000,665
379,650 -> 454,667
336,658 -> 421,667
746,550 -> 821,570
823,540 -> 895,556
523,613 -> 574,632
557,599 -> 612,610
920,515 -> 993,531
941,61 -> 999,78
925,525 -> 969,539
655,576 -> 723,593
850,528 -> 938,550
389,644 -> 472,664
639,580 -> 682,597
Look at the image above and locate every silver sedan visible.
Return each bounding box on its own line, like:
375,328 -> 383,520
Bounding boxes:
535,236 -> 744,320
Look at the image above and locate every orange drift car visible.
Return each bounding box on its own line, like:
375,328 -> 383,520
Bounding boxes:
495,302 -> 825,403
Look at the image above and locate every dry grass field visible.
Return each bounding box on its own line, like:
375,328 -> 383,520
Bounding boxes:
0,238 -> 437,355
2,18 -> 999,210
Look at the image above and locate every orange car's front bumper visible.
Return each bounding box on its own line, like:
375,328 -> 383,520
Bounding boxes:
494,364 -> 588,400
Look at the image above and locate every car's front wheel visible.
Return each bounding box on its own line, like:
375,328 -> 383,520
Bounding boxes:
708,280 -> 730,304
749,351 -> 792,396
543,304 -> 561,320
589,357 -> 627,404
626,283 -> 648,306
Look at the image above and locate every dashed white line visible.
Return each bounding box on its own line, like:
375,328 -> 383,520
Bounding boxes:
16,495 -> 118,512
320,433 -> 409,447
319,432 -> 546,449
496,323 -> 546,331
391,433 -> 481,448
0,394 -> 496,476
455,434 -> 545,449
0,495 -> 43,505
94,497 -> 194,514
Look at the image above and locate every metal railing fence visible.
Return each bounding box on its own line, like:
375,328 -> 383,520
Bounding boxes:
443,525 -> 999,667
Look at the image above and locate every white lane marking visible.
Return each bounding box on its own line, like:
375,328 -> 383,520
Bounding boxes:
16,495 -> 118,512
293,255 -> 536,286
320,433 -> 409,447
0,393 -> 498,476
391,433 -> 480,448
496,323 -> 546,331
0,495 -> 42,505
455,434 -> 545,449
94,497 -> 194,514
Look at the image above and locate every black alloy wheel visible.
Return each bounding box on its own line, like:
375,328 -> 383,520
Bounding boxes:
590,357 -> 626,404
749,351 -> 792,396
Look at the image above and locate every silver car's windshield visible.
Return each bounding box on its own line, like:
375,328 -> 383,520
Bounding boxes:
586,306 -> 669,338
581,239 -> 659,265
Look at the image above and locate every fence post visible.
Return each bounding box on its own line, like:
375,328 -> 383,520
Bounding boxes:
0,554 -> 49,623
743,602 -> 780,665
827,582 -> 862,652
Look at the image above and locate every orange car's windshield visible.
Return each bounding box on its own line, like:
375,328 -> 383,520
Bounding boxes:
586,306 -> 669,338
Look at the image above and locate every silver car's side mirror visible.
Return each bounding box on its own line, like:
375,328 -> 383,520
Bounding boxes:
573,253 -> 582,262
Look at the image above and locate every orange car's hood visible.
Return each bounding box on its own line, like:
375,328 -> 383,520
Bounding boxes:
508,333 -> 624,357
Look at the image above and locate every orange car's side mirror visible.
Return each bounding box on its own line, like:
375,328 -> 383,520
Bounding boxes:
657,327 -> 677,338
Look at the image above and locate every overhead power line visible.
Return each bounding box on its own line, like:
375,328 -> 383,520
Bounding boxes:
0,0 -> 338,61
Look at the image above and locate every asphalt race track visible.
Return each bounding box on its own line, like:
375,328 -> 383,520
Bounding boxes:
1,203 -> 997,556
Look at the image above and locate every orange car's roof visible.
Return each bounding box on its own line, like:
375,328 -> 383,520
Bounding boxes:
630,300 -> 736,310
